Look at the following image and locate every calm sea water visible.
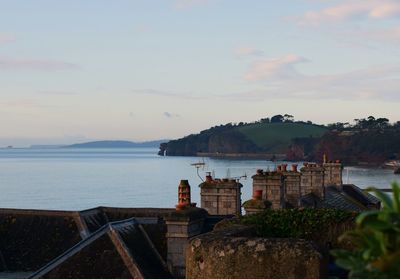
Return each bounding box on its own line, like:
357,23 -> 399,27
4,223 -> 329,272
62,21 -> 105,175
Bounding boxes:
0,148 -> 398,210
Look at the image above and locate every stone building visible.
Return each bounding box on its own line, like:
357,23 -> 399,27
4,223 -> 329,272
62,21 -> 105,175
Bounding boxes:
199,173 -> 242,216
244,157 -> 381,214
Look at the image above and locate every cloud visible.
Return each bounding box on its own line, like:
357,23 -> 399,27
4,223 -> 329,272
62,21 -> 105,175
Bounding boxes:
174,0 -> 210,10
134,24 -> 152,33
0,33 -> 15,44
0,57 -> 80,71
131,88 -> 204,100
0,99 -> 50,109
163,112 -> 181,118
234,47 -> 264,58
244,54 -> 308,81
37,90 -> 77,95
358,26 -> 400,45
236,54 -> 400,102
296,0 -> 400,25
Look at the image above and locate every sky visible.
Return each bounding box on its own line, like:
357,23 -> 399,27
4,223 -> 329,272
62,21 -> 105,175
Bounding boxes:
1,0 -> 400,146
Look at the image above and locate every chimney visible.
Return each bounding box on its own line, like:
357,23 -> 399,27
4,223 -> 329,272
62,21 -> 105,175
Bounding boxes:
277,165 -> 282,172
205,172 -> 213,183
291,164 -> 298,172
176,180 -> 191,210
253,190 -> 263,200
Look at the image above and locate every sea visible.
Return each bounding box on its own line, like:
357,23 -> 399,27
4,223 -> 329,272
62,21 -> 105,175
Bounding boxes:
0,148 -> 398,210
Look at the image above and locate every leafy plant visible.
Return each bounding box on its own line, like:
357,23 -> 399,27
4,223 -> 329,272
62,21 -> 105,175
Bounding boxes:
331,182 -> 400,278
238,208 -> 355,241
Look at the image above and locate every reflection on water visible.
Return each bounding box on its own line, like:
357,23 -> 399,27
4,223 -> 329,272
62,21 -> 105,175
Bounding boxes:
0,148 -> 398,210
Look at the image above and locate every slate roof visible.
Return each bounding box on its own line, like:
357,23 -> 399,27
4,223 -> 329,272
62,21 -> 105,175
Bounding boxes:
29,218 -> 172,279
300,185 -> 380,212
342,184 -> 381,208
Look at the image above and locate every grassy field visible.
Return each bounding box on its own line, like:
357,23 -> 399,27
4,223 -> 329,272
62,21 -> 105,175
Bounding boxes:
236,122 -> 328,152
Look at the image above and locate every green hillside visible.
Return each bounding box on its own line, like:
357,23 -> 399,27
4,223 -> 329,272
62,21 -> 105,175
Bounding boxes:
236,123 -> 328,153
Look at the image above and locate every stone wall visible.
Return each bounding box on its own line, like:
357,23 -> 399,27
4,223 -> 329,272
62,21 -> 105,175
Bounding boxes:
165,207 -> 208,278
300,166 -> 325,199
200,180 -> 242,216
186,226 -> 326,279
252,174 -> 284,209
284,172 -> 301,206
323,162 -> 342,188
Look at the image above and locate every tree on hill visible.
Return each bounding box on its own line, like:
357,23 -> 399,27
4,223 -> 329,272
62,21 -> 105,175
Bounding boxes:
354,116 -> 390,130
271,114 -> 284,123
283,114 -> 294,122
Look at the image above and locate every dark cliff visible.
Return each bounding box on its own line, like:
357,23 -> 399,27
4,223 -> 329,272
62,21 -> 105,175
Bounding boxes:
287,129 -> 400,164
160,129 -> 261,156
312,130 -> 400,164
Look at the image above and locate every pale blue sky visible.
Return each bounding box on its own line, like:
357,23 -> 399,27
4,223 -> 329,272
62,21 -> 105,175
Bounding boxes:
1,0 -> 400,146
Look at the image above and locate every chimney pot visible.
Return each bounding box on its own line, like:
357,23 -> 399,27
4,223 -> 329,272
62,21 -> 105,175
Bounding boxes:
253,190 -> 263,200
176,180 -> 191,210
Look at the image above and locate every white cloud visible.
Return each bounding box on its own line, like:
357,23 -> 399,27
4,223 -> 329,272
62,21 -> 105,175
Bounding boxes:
0,99 -> 49,109
0,57 -> 80,71
174,0 -> 210,9
0,33 -> 15,44
296,0 -> 400,25
244,54 -> 308,81
131,89 -> 204,100
234,47 -> 264,58
358,26 -> 400,45
37,90 -> 78,95
238,54 -> 400,101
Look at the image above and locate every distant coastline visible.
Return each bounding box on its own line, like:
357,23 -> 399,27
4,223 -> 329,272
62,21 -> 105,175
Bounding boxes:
64,140 -> 167,149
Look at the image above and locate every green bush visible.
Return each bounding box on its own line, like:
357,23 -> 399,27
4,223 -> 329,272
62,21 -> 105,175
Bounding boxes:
331,182 -> 400,278
239,208 -> 355,240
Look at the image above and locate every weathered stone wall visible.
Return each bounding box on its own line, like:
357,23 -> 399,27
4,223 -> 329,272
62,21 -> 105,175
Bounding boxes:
284,172 -> 301,206
300,167 -> 325,199
186,226 -> 326,279
200,181 -> 242,216
252,174 -> 284,209
165,208 -> 208,278
323,163 -> 342,188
